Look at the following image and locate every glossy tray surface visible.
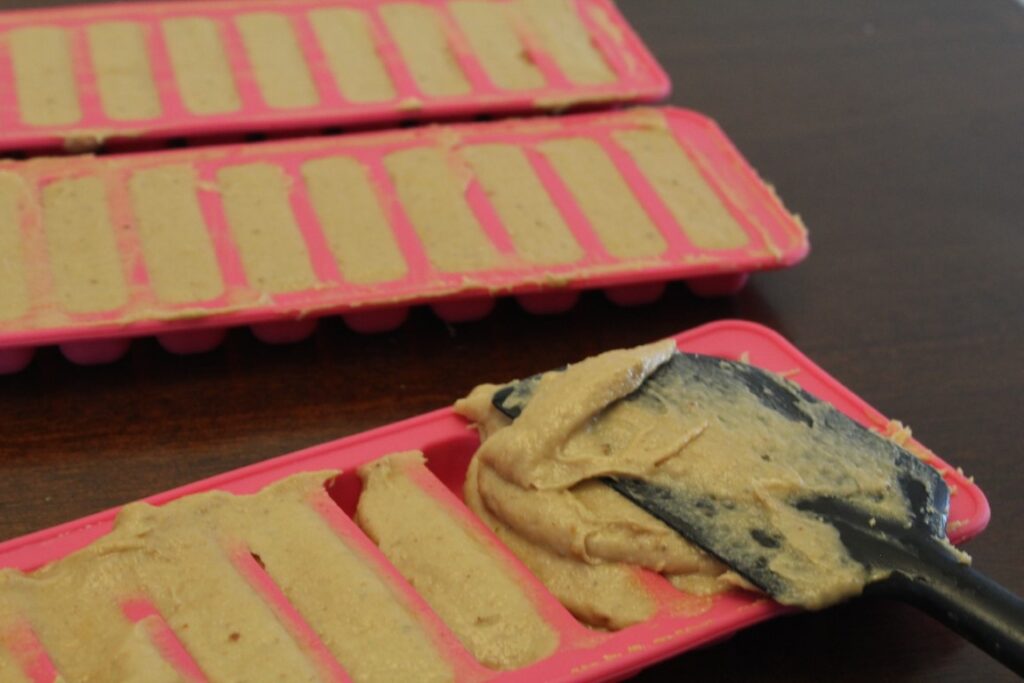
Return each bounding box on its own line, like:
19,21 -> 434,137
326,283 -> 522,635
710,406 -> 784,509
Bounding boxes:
0,321 -> 988,682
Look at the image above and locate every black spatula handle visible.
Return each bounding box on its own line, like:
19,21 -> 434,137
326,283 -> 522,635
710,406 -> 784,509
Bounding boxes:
869,538 -> 1024,676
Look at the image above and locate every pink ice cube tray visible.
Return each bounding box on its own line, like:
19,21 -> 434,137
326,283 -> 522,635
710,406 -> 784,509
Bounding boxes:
0,0 -> 669,154
0,107 -> 809,374
0,321 -> 990,682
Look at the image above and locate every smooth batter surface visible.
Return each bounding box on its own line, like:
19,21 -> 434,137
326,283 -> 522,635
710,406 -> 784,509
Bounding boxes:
129,164 -> 224,304
461,144 -> 583,265
236,13 -> 319,110
308,8 -> 396,103
0,473 -> 454,683
384,146 -> 500,272
302,156 -> 408,284
41,176 -> 128,314
380,4 -> 471,97
356,452 -> 558,669
450,1 -> 546,91
538,138 -> 668,259
615,127 -> 750,250
217,163 -> 318,294
87,21 -> 162,121
519,0 -> 616,86
457,341 -> 922,611
8,26 -> 81,126
0,174 -> 29,322
162,17 -> 241,115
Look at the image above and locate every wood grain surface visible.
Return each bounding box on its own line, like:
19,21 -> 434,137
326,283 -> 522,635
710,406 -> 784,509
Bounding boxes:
1,1 -> 1022,681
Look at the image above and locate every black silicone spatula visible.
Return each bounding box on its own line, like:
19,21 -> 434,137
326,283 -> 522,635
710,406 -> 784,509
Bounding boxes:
491,352 -> 1024,675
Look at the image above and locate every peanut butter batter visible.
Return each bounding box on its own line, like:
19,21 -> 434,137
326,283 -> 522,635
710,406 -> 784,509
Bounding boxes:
0,174 -> 29,322
519,0 -> 616,86
129,164 -> 223,304
217,162 -> 318,294
538,138 -> 667,259
8,26 -> 81,126
0,473 -> 453,682
162,17 -> 241,115
308,8 -> 396,103
302,156 -> 408,284
87,21 -> 162,122
456,341 -> 921,612
450,1 -> 546,91
236,13 -> 319,110
41,176 -> 128,314
380,4 -> 471,97
356,452 -> 558,669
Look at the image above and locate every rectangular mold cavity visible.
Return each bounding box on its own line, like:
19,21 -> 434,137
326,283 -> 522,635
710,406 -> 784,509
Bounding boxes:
0,0 -> 669,154
0,321 -> 992,682
0,107 -> 809,361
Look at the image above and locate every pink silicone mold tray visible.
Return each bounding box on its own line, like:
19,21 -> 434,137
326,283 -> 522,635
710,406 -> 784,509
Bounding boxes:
0,321 -> 990,682
0,0 -> 669,154
0,107 -> 809,373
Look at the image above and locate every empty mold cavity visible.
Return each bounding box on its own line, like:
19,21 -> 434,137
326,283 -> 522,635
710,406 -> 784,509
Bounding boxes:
420,432 -> 482,499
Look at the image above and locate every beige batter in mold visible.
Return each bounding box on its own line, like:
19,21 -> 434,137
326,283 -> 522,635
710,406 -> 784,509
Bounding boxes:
616,128 -> 750,250
538,137 -> 667,259
129,164 -> 224,304
87,21 -> 162,122
384,146 -> 501,272
8,26 -> 81,127
0,473 -> 454,683
0,174 -> 29,322
217,162 -> 318,294
519,0 -> 616,86
380,4 -> 471,97
41,176 -> 128,314
236,13 -> 319,110
450,1 -> 546,91
302,156 -> 408,284
356,451 -> 558,669
461,143 -> 583,265
162,17 -> 241,115
308,8 -> 397,103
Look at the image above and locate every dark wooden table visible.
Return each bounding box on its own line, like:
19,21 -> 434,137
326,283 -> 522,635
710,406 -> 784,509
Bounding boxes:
2,1 -> 1023,680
